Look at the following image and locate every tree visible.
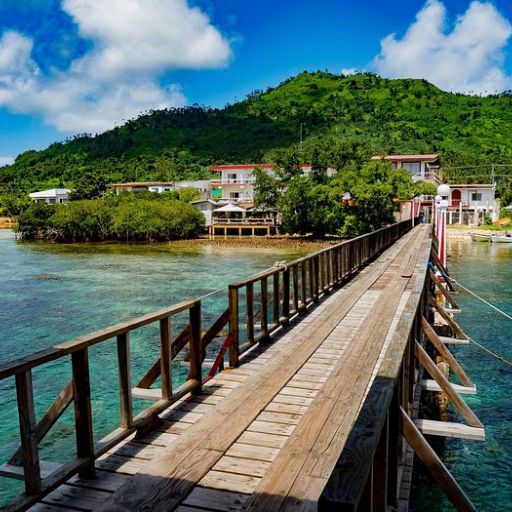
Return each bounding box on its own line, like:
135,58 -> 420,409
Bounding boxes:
253,168 -> 280,210
69,170 -> 107,200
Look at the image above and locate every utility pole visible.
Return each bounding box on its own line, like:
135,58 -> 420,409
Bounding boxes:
491,164 -> 496,185
299,122 -> 306,145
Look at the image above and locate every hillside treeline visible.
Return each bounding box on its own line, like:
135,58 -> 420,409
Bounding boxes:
2,72 -> 512,197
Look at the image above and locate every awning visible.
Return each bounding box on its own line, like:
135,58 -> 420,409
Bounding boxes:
214,204 -> 246,213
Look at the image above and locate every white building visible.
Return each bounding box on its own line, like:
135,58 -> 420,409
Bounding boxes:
108,180 -> 210,199
209,164 -> 336,201
29,188 -> 71,204
447,184 -> 499,225
371,154 -> 441,183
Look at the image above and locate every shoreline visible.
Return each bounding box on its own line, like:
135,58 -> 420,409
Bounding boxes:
447,226 -> 511,241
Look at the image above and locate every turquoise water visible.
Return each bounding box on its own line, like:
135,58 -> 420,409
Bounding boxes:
0,230 -> 309,505
410,238 -> 512,511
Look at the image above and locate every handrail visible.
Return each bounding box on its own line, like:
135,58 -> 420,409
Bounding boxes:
0,299 -> 197,379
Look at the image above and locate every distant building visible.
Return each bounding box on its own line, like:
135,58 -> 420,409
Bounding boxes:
209,164 -> 336,201
371,154 -> 441,183
447,184 -> 499,225
29,188 -> 71,204
107,180 -> 210,198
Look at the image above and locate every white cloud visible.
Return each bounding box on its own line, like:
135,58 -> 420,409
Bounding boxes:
373,0 -> 512,94
341,68 -> 361,76
0,0 -> 232,132
0,155 -> 14,167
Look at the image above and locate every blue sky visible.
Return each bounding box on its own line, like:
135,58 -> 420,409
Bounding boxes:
1,0 -> 512,163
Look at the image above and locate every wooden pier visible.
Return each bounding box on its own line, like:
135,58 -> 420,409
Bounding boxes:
0,221 -> 483,511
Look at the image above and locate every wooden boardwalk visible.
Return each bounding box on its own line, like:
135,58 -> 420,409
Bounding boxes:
25,225 -> 432,512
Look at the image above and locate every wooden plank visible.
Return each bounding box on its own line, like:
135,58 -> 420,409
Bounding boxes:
199,470 -> 261,494
68,469 -> 131,492
415,342 -> 483,428
415,419 -> 485,441
422,317 -> 473,387
213,456 -> 271,478
131,387 -> 162,401
15,370 -> 41,494
421,379 -> 477,395
257,411 -> 302,425
95,453 -> 148,475
117,332 -> 133,428
0,460 -> 60,481
182,486 -> 250,511
438,336 -> 470,345
247,420 -> 295,436
225,443 -> 279,463
28,504 -> 77,512
401,408 -> 477,511
71,350 -> 95,479
265,401 -> 309,415
428,294 -> 467,340
42,484 -> 112,511
237,431 -> 288,449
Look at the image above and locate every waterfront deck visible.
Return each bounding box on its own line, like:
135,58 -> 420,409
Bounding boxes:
1,221 -> 483,512
25,226 -> 429,511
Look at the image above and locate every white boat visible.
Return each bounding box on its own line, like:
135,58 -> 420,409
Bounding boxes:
490,234 -> 512,243
471,233 -> 491,242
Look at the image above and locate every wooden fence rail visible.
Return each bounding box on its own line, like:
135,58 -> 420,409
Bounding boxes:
0,219 -> 415,510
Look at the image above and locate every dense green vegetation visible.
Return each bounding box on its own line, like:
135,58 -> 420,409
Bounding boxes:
2,71 -> 512,197
16,192 -> 204,242
253,151 -> 436,237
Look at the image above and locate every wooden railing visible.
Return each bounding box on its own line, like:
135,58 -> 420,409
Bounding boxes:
319,234 -> 480,511
227,219 -> 415,367
0,219 -> 415,510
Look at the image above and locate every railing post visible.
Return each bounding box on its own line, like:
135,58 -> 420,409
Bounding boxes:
117,332 -> 133,428
160,317 -> 172,401
71,349 -> 95,478
300,261 -> 307,313
273,273 -> 280,325
282,267 -> 290,323
246,283 -> 254,344
229,285 -> 240,367
189,301 -> 202,394
292,265 -> 299,312
260,278 -> 269,339
15,370 -> 41,495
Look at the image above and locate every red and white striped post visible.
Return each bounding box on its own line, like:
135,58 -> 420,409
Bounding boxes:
436,185 -> 451,268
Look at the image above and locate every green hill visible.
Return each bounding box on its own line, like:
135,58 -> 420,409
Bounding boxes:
2,71 -> 512,192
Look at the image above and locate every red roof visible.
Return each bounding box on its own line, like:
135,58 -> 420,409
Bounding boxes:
210,164 -> 275,171
371,154 -> 439,162
210,164 -> 313,171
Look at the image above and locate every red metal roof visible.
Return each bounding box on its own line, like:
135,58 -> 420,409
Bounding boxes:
210,164 -> 313,171
210,164 -> 275,170
371,154 -> 439,162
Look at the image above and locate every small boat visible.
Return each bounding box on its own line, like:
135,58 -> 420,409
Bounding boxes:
471,233 -> 491,242
490,234 -> 512,243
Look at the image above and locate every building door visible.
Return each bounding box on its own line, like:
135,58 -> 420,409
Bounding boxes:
451,189 -> 461,207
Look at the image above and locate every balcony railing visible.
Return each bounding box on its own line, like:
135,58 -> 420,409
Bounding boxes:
210,178 -> 255,185
212,217 -> 278,225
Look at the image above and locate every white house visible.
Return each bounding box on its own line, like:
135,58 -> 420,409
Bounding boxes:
29,188 -> 71,204
190,199 -> 222,227
209,164 -> 336,201
447,184 -> 499,225
108,180 -> 210,198
371,154 -> 441,184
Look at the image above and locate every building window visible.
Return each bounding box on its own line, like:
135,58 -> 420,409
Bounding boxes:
402,162 -> 421,175
229,192 -> 240,199
227,173 -> 237,181
471,192 -> 482,202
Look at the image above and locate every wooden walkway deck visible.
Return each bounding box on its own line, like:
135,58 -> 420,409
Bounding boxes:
26,225 -> 432,512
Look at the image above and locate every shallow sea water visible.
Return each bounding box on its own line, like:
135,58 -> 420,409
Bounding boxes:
0,230 -> 309,505
410,238 -> 512,511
